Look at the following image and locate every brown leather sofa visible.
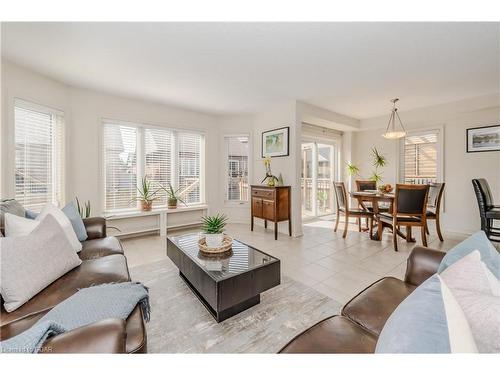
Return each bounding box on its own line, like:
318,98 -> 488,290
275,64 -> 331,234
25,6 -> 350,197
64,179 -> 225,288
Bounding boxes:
0,217 -> 147,354
279,246 -> 446,353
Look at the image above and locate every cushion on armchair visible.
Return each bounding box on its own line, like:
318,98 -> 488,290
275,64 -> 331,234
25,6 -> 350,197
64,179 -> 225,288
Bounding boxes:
0,215 -> 82,312
62,201 -> 88,242
0,199 -> 26,230
438,231 -> 500,277
375,274 -> 477,353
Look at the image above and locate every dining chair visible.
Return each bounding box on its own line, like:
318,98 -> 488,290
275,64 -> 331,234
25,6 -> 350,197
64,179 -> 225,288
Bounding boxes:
334,182 -> 374,238
425,182 -> 445,241
472,178 -> 500,242
355,180 -> 377,232
377,184 -> 429,251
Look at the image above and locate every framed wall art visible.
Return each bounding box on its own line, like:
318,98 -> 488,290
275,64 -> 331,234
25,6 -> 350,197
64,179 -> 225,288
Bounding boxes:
261,126 -> 289,157
466,125 -> 500,153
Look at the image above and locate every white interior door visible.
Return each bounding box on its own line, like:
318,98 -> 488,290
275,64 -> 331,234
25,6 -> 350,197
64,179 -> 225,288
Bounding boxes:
301,141 -> 336,218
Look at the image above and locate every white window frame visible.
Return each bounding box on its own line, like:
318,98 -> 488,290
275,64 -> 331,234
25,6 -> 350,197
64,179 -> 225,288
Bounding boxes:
224,134 -> 251,206
12,98 -> 65,210
101,119 -> 206,214
397,126 -> 444,184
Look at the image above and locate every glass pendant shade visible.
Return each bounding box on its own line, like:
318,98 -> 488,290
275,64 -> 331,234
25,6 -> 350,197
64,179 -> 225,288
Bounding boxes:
382,98 -> 407,139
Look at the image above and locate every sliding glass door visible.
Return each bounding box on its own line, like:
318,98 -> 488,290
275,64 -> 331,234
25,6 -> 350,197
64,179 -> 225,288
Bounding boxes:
301,141 -> 337,218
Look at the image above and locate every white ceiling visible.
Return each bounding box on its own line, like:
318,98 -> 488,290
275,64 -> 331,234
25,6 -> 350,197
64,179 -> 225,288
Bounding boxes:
2,22 -> 499,118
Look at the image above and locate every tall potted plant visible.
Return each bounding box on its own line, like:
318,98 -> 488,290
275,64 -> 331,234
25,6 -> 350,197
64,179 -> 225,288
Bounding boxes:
134,176 -> 159,211
201,213 -> 228,248
164,183 -> 187,209
345,147 -> 388,183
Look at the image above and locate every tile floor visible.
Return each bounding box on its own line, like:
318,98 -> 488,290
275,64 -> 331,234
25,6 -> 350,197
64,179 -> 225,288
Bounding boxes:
122,218 -> 471,305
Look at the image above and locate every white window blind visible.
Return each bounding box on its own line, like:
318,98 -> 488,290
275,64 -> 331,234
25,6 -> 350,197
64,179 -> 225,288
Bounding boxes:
103,123 -> 138,211
145,128 -> 173,206
103,121 -> 204,212
400,131 -> 439,184
178,132 -> 202,205
225,136 -> 249,202
14,100 -> 64,211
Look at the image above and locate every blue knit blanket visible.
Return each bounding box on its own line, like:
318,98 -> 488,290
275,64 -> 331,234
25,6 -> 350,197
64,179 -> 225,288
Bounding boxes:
0,282 -> 150,353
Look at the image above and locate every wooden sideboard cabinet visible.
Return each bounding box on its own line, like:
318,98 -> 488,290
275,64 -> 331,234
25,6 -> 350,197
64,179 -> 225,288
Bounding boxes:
250,185 -> 291,240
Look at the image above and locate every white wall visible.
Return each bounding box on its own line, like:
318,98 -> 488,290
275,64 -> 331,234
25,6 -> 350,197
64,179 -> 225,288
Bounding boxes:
352,94 -> 500,235
216,114 -> 255,224
253,100 -> 302,236
1,60 -> 219,217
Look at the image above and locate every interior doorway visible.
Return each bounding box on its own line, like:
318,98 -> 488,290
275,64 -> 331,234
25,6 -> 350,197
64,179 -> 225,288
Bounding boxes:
301,140 -> 337,219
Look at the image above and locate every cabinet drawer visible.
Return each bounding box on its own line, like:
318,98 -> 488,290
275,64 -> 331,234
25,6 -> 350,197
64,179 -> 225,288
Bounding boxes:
252,198 -> 263,218
252,189 -> 275,199
262,200 -> 275,220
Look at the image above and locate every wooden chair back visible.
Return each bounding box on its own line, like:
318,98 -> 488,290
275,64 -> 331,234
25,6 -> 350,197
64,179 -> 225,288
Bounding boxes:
428,182 -> 445,211
355,180 -> 376,191
334,182 -> 348,211
393,184 -> 429,217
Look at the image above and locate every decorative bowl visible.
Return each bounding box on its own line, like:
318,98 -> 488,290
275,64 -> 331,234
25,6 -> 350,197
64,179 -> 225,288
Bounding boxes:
378,184 -> 394,194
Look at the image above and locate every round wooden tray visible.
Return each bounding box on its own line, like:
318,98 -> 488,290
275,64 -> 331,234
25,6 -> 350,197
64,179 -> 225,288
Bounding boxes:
198,235 -> 233,255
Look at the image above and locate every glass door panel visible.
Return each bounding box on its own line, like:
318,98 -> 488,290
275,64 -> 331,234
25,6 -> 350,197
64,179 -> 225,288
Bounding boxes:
301,141 -> 336,218
301,143 -> 314,216
317,144 -> 334,215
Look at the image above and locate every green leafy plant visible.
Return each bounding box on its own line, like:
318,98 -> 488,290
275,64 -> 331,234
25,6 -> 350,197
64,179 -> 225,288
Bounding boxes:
345,148 -> 387,183
134,176 -> 160,203
75,196 -> 91,218
369,171 -> 383,184
201,213 -> 228,234
371,147 -> 387,168
163,183 -> 187,206
369,147 -> 387,183
346,162 -> 360,177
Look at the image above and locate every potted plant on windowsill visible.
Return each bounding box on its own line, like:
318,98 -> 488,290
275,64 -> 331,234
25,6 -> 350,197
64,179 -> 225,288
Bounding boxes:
133,176 -> 160,211
201,213 -> 228,248
164,183 -> 187,209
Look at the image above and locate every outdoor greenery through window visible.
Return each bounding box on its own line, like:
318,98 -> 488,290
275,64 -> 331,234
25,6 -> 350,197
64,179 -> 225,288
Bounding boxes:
103,120 -> 204,212
225,135 -> 249,202
400,130 -> 440,184
14,99 -> 65,211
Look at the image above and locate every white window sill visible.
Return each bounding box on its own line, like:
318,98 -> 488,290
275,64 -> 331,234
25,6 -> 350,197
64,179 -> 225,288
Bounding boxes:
224,201 -> 250,208
104,204 -> 209,220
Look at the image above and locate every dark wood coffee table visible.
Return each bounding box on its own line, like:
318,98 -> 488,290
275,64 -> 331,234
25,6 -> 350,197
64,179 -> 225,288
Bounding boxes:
167,233 -> 280,322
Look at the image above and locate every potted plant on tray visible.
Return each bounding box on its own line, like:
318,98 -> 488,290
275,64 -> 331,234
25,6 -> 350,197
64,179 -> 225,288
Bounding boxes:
164,183 -> 187,209
201,213 -> 228,248
134,176 -> 160,211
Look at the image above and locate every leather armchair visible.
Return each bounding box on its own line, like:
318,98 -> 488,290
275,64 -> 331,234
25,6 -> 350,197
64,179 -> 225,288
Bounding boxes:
279,246 -> 446,353
404,246 -> 446,286
83,217 -> 107,240
41,319 -> 127,354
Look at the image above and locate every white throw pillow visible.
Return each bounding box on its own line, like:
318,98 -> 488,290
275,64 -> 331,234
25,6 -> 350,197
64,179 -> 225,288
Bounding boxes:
4,213 -> 40,237
440,250 -> 500,296
37,203 -> 82,252
0,214 -> 82,312
440,250 -> 500,353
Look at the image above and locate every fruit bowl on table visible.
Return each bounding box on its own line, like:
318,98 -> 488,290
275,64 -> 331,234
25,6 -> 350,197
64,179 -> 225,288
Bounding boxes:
378,184 -> 393,194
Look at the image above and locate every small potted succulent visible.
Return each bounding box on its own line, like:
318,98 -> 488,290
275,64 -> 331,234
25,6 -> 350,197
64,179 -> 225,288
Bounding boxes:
164,183 -> 186,209
134,176 -> 159,211
201,213 -> 228,248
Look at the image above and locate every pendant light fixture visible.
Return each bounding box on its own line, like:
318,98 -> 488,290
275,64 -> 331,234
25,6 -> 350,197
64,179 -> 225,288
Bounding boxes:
382,98 -> 407,139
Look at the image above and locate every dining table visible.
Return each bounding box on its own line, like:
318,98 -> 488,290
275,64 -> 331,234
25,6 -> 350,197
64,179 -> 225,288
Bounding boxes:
350,190 -> 416,242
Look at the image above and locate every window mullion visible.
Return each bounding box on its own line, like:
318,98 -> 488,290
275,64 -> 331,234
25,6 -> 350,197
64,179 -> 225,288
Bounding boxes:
136,127 -> 145,203
172,130 -> 179,189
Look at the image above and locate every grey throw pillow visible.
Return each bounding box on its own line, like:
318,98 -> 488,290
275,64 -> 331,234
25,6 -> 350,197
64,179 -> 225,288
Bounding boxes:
0,199 -> 26,231
0,214 -> 82,312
